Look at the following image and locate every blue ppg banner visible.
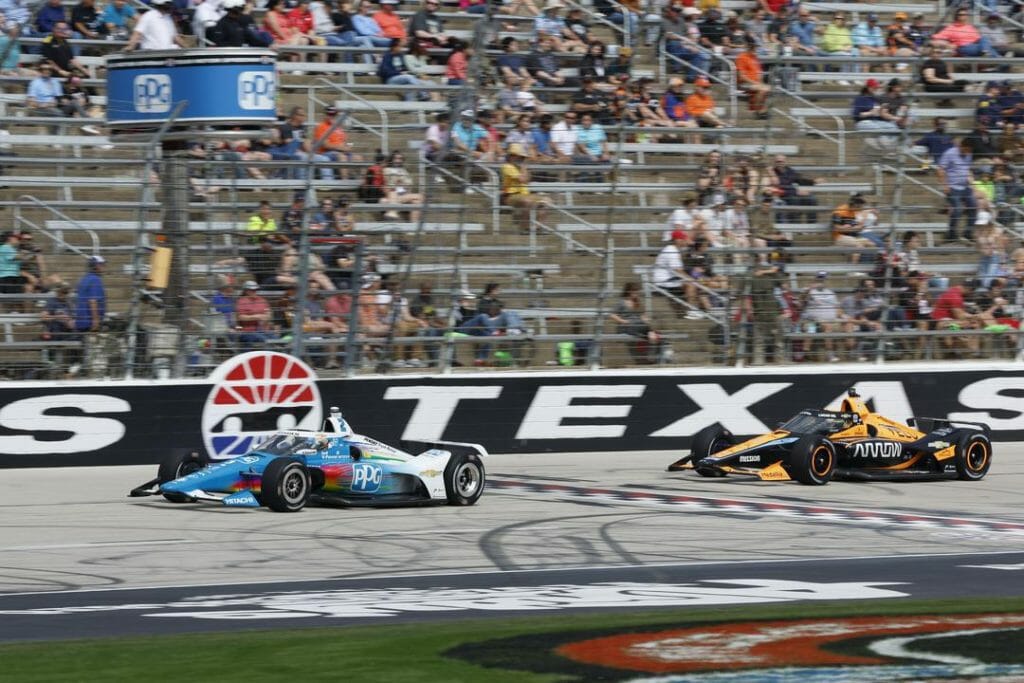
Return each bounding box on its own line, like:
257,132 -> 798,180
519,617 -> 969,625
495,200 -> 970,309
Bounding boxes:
105,48 -> 278,128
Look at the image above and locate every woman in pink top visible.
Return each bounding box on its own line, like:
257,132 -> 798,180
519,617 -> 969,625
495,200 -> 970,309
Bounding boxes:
445,39 -> 469,85
931,8 -> 999,57
263,0 -> 310,57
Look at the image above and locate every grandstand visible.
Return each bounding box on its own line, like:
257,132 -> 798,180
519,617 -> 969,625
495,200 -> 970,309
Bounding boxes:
1,0 -> 1023,380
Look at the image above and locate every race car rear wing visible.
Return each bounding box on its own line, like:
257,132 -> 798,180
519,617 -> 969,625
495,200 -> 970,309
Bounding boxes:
402,440 -> 489,458
907,417 -> 991,437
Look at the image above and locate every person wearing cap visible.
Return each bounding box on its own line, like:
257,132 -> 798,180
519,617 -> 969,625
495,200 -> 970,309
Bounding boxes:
211,0 -> 272,47
313,106 -> 362,178
235,281 -> 272,348
931,7 -> 1000,57
25,62 -> 63,123
41,281 -> 76,338
831,193 -> 884,261
736,39 -> 769,119
101,0 -> 136,39
663,5 -> 708,82
451,108 -> 488,159
852,12 -> 886,59
373,0 -> 406,40
852,79 -> 900,152
975,209 -> 1006,287
652,228 -> 690,302
931,278 -> 982,356
501,142 -> 548,234
885,12 -> 919,58
73,255 -> 105,334
124,0 -> 183,50
685,77 -> 725,128
534,0 -> 584,53
800,272 -> 846,362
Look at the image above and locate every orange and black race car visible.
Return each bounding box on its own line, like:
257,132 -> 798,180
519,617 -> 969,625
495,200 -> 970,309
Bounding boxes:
667,389 -> 992,485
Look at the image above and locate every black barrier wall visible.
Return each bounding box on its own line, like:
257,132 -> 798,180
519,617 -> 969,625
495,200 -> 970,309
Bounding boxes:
2,368 -> 1024,467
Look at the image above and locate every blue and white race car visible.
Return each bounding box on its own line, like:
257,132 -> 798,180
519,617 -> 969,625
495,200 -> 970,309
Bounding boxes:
129,407 -> 488,512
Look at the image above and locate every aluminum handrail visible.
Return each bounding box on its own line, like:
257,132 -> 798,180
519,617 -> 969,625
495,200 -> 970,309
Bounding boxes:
564,0 -> 630,48
313,77 -> 390,155
660,44 -> 738,123
772,84 -> 846,165
14,195 -> 100,257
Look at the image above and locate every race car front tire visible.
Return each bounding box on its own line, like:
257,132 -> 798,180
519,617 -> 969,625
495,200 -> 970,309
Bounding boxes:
954,433 -> 992,481
445,452 -> 485,505
261,458 -> 310,512
157,450 -> 207,503
669,424 -> 733,473
788,436 -> 836,485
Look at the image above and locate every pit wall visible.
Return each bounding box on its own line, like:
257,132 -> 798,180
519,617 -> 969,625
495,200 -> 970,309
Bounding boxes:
2,361 -> 1023,468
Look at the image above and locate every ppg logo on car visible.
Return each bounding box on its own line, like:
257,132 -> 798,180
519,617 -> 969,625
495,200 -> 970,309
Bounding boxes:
351,463 -> 383,493
237,71 -> 275,110
133,74 -> 171,113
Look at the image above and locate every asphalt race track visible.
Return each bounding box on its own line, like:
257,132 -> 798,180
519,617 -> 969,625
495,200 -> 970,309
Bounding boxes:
1,449 -> 1023,641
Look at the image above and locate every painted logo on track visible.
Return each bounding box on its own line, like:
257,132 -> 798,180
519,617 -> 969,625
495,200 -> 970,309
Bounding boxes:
201,352 -> 322,460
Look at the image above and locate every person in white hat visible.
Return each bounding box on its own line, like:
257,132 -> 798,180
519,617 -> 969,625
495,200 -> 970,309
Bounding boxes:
533,0 -> 584,53
501,142 -> 549,234
124,0 -> 185,50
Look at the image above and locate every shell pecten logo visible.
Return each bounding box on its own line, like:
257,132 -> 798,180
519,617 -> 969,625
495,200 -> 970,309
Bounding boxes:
201,352 -> 322,460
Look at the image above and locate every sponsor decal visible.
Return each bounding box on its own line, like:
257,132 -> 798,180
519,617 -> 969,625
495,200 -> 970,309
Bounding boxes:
201,352 -> 322,460
554,613 -> 1024,678
851,441 -> 902,459
738,455 -> 760,463
133,74 -> 171,113
222,491 -> 259,507
419,469 -> 442,478
928,440 -> 951,449
351,463 -> 383,493
0,580 -> 907,620
237,71 -> 275,110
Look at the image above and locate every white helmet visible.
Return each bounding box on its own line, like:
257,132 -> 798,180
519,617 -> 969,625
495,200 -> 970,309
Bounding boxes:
223,0 -> 246,9
150,0 -> 172,6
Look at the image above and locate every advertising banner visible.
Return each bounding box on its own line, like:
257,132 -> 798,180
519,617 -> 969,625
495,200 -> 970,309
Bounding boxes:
1,353 -> 1022,468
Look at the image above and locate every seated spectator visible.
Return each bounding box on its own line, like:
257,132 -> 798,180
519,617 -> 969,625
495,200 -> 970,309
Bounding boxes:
914,117 -> 954,165
501,143 -> 549,233
821,13 -> 855,74
842,279 -> 887,360
530,113 -> 559,163
550,110 -> 578,162
41,22 -> 85,79
528,34 -> 571,88
71,0 -> 102,40
313,106 -> 362,178
216,236 -> 282,288
308,0 -> 351,48
377,37 -> 430,102
246,200 -> 280,243
767,154 -> 819,223
735,39 -> 769,119
565,6 -> 592,44
352,0 -> 391,46
326,236 -> 360,289
665,195 -> 698,241
193,0 -> 224,44
579,40 -> 608,82
832,193 -> 885,264
497,37 -> 533,85
609,282 -> 665,364
683,236 -> 726,314
496,77 -> 541,123
262,0 -> 309,54
0,231 -> 27,300
534,0 -> 584,53
572,76 -> 610,123
931,8 -> 1000,58
278,244 -> 335,292
976,82 -> 1004,128
800,272 -> 847,362
685,77 -> 726,128
573,112 -> 608,164
41,282 -> 78,339
235,281 -> 272,348
788,8 -> 822,58
101,0 -> 136,39
665,7 -> 709,81
981,13 -> 1024,57
505,0 -> 539,17
503,113 -> 535,155
697,7 -> 727,55
722,13 -> 752,56
921,46 -> 966,105
382,150 -> 423,222
445,39 -> 469,85
931,278 -> 981,357
422,112 -> 450,164
299,281 -> 346,369
26,63 -> 63,129
34,0 -> 65,37
853,79 -> 900,153
661,77 -> 699,130
211,0 -> 272,47
852,12 -> 886,59
695,150 -> 724,202
998,81 -> 1024,126
607,45 -> 632,82
885,12 -> 920,58
906,12 -> 931,50
975,210 -> 1009,286
409,0 -> 449,50
652,229 -> 689,301
288,0 -> 323,52
451,108 -> 488,159
723,155 -> 762,204
373,0 -> 406,40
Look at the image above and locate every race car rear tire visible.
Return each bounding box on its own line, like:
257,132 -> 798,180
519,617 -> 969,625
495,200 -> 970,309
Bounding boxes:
261,458 -> 310,512
669,424 -> 733,473
444,453 -> 485,506
789,436 -> 836,485
157,450 -> 207,503
955,433 -> 992,481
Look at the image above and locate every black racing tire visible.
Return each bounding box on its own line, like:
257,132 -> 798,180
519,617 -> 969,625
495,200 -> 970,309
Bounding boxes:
157,451 -> 207,502
955,433 -> 992,481
261,458 -> 310,512
672,424 -> 733,475
788,435 -> 836,485
444,453 -> 485,506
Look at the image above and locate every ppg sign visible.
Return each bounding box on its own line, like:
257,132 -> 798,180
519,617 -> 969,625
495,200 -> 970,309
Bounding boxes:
351,463 -> 383,493
133,74 -> 171,114
238,71 -> 275,111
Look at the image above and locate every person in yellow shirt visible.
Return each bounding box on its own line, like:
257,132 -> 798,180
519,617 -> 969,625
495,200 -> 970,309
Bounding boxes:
501,143 -> 549,234
246,200 -> 280,244
684,77 -> 726,128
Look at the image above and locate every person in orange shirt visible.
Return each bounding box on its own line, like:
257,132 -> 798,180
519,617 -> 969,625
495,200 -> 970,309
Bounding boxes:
312,106 -> 363,179
735,39 -> 770,119
373,0 -> 407,40
684,77 -> 725,128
